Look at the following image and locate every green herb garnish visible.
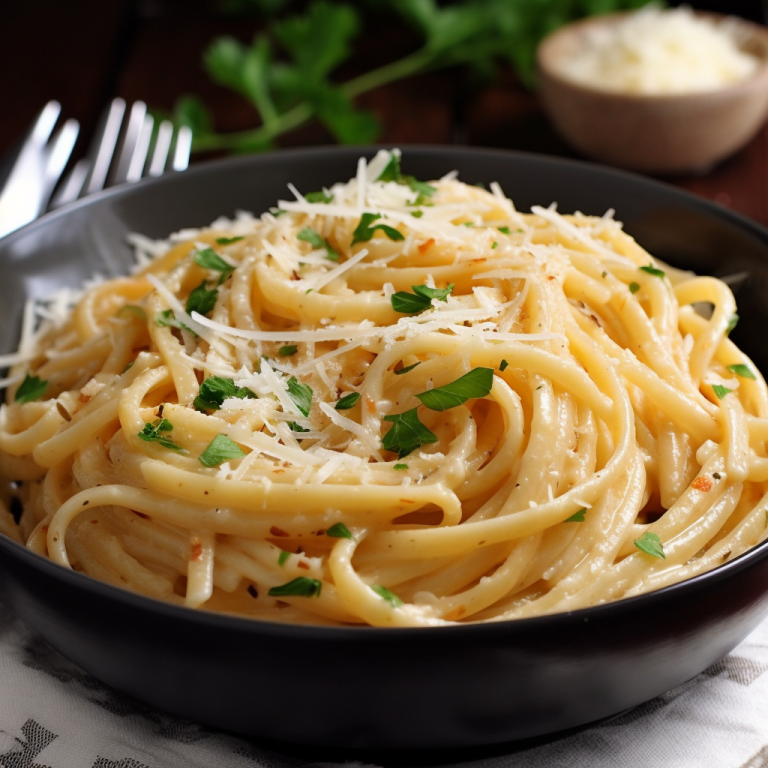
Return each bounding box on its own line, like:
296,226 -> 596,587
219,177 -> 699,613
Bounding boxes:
499,359 -> 509,372
497,226 -> 510,234
394,362 -> 421,376
268,577 -> 322,598
194,376 -> 257,412
415,368 -> 494,412
726,314 -> 739,335
297,227 -> 339,262
278,550 -> 291,566
279,344 -> 298,357
639,264 -> 665,278
394,463 -> 409,471
186,280 -> 219,317
287,376 -> 313,417
564,508 -> 586,523
712,384 -> 733,400
634,531 -> 666,559
335,392 -> 361,410
138,418 -> 187,453
629,282 -> 640,294
305,190 -> 334,204
194,248 -> 235,284
156,309 -> 197,336
15,374 -> 48,404
351,212 -> 404,245
215,236 -> 244,245
326,522 -> 353,539
390,283 -> 454,314
289,421 -> 310,434
726,364 -> 754,379
371,584 -> 403,607
381,407 -> 438,458
198,433 -> 246,467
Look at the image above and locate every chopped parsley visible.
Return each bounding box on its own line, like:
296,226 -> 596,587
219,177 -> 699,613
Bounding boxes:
288,421 -> 310,434
198,434 -> 246,467
156,309 -> 197,336
497,226 -> 510,234
304,190 -> 334,204
564,508 -> 586,522
215,236 -> 244,245
297,227 -> 339,262
194,247 -> 235,283
326,522 -> 353,539
194,376 -> 257,412
415,368 -> 494,412
492,241 -> 498,249
394,362 -> 422,376
185,280 -> 219,317
15,374 -> 48,404
726,363 -> 754,379
499,359 -> 509,372
335,392 -> 361,410
634,531 -> 665,559
712,384 -> 733,400
137,418 -> 187,453
629,282 -> 640,294
639,264 -> 665,279
279,344 -> 298,357
726,314 -> 739,335
278,550 -> 291,566
287,377 -> 313,417
376,154 -> 436,205
393,463 -> 409,471
268,577 -> 322,598
371,584 -> 403,607
351,212 -> 404,245
382,407 -> 438,458
391,283 -> 454,314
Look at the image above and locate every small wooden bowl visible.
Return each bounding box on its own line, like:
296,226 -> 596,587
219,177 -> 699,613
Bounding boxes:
537,12 -> 768,175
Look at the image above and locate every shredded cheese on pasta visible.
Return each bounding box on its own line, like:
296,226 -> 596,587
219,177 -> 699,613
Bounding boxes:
1,149 -> 767,627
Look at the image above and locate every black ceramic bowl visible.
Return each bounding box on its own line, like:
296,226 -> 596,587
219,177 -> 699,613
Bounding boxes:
2,147 -> 768,751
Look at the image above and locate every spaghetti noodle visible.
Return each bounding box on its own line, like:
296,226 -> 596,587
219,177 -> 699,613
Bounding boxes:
1,149 -> 767,627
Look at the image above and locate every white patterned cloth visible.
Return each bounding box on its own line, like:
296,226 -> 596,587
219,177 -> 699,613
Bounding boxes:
1,599 -> 767,768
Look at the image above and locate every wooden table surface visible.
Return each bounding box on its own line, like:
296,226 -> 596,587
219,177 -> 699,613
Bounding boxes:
2,0 -> 768,226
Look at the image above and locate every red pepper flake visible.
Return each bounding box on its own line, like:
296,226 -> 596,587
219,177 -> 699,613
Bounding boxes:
297,561 -> 310,570
77,393 -> 92,404
692,476 -> 713,492
157,404 -> 165,418
270,525 -> 290,537
132,510 -> 149,519
443,605 -> 467,621
291,270 -> 300,281
190,538 -> 203,561
89,519 -> 98,525
418,238 -> 435,254
365,396 -> 376,414
82,500 -> 90,506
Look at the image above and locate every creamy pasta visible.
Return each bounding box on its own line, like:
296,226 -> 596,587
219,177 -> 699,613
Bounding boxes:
1,149 -> 767,627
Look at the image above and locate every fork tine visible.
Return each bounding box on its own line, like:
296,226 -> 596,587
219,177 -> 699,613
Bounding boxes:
84,98 -> 126,195
111,101 -> 148,185
148,120 -> 174,177
171,125 -> 193,172
41,118 -> 79,206
126,114 -> 155,183
49,158 -> 90,209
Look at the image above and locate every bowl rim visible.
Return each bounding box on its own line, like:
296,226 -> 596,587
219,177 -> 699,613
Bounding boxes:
536,8 -> 768,104
3,143 -> 768,637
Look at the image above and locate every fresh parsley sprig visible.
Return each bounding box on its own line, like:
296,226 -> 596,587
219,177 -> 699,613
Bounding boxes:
15,373 -> 48,404
351,213 -> 404,246
138,418 -> 188,453
194,375 -> 257,412
391,284 -> 454,314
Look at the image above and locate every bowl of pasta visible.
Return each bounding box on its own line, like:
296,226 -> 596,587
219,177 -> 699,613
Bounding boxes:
1,146 -> 768,750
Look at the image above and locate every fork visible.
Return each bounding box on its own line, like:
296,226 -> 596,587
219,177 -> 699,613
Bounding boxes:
50,98 -> 192,209
0,101 -> 80,238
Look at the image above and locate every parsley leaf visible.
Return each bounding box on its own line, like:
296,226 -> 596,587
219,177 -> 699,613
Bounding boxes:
268,577 -> 322,598
726,314 -> 739,335
326,522 -> 353,539
497,226 -> 510,234
138,419 -> 187,453
499,359 -> 509,371
278,550 -> 291,566
391,283 -> 454,314
394,362 -> 422,376
335,392 -> 361,410
351,212 -> 404,245
194,376 -> 257,412
287,376 -> 313,417
394,463 -> 409,471
634,531 -> 666,559
415,368 -> 494,411
371,584 -> 403,607
639,264 -> 665,279
712,384 -> 733,400
186,280 -> 219,317
297,227 -> 339,261
382,407 -> 438,458
156,309 -> 198,336
727,363 -> 756,380
279,344 -> 298,357
194,248 -> 235,283
288,421 -> 310,434
215,236 -> 244,245
15,374 -> 48,404
564,508 -> 586,522
199,433 -> 246,467
305,190 -> 334,203
629,282 -> 640,294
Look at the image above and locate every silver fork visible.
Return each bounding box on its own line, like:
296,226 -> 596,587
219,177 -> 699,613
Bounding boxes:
0,101 -> 80,238
50,98 -> 192,209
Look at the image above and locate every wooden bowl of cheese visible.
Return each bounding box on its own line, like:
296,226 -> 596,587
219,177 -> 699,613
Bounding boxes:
536,7 -> 768,175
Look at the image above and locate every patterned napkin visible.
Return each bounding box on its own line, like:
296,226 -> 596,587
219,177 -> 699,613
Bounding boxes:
1,599 -> 766,768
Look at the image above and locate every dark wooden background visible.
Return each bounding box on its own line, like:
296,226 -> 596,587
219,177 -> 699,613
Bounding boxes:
2,0 -> 768,225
